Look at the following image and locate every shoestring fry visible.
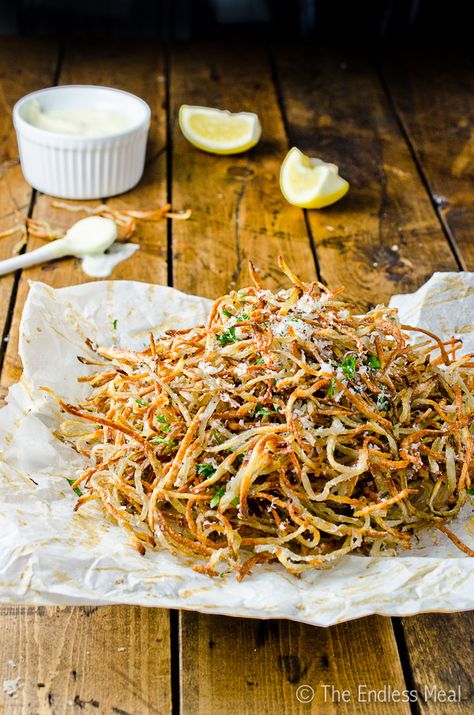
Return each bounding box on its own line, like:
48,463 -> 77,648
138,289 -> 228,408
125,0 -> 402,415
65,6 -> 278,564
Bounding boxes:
51,258 -> 474,579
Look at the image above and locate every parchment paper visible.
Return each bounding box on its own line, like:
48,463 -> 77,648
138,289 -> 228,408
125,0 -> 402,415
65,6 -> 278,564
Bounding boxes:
0,273 -> 473,626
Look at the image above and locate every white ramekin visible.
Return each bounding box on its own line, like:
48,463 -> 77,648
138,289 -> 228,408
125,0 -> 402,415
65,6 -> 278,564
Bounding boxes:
13,85 -> 151,200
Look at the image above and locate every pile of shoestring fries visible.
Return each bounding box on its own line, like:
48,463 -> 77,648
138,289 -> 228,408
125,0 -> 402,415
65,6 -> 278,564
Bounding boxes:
52,258 -> 474,579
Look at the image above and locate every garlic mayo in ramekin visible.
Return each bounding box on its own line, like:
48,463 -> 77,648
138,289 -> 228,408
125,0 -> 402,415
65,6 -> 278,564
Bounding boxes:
13,85 -> 151,200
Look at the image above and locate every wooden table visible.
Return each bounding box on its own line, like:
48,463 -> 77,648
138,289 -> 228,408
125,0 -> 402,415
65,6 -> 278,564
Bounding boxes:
0,38 -> 473,714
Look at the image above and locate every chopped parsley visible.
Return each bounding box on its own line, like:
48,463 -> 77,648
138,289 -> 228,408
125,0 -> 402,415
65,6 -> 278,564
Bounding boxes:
211,428 -> 223,444
155,414 -> 170,432
216,327 -> 238,346
254,357 -> 265,365
195,463 -> 216,478
231,497 -> 239,507
327,378 -> 335,397
376,394 -> 390,411
151,436 -> 177,449
233,453 -> 244,467
239,313 -> 250,321
341,355 -> 357,379
467,488 -> 474,496
112,319 -> 118,330
135,398 -> 148,407
210,486 -> 226,508
367,354 -> 381,370
255,403 -> 275,418
222,308 -> 233,318
67,479 -> 82,497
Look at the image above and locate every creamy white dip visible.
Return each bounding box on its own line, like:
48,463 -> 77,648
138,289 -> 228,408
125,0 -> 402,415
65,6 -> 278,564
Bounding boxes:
24,99 -> 132,136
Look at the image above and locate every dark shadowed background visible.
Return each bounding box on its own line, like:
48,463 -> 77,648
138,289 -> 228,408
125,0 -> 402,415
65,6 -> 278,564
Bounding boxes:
0,0 -> 471,45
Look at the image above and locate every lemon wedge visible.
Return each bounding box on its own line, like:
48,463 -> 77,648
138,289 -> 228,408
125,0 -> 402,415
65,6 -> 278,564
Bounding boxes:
280,147 -> 349,208
178,105 -> 261,155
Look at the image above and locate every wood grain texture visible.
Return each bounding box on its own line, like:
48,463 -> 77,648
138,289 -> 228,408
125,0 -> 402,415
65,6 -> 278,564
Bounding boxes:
0,605 -> 171,715
274,47 -> 458,308
180,613 -> 410,715
381,50 -> 474,270
1,41 -> 168,388
400,612 -> 474,713
170,44 -> 316,298
170,44 -> 409,715
0,39 -> 58,355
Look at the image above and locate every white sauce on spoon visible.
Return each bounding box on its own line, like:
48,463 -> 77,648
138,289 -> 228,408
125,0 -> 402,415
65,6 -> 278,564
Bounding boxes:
82,242 -> 139,278
61,216 -> 138,278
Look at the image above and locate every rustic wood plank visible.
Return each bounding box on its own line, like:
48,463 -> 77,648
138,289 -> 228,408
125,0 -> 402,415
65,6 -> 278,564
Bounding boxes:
0,605 -> 171,715
169,43 -> 409,715
180,613 -> 410,714
1,41 -> 168,388
381,50 -> 474,269
0,41 -> 172,715
0,39 -> 58,360
400,612 -> 474,713
170,43 -> 316,298
273,47 -> 458,309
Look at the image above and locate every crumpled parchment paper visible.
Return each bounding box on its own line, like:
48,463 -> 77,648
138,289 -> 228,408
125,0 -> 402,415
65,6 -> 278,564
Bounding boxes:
0,273 -> 473,626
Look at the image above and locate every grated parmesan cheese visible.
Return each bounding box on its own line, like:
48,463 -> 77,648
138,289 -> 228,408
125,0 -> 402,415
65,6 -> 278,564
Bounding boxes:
198,361 -> 221,375
235,363 -> 248,377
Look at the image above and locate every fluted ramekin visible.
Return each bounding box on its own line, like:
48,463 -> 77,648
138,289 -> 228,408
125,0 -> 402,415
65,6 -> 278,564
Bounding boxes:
13,85 -> 151,200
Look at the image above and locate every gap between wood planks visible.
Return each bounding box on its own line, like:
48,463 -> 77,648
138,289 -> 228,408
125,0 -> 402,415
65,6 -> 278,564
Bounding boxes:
392,618 -> 422,715
374,56 -> 466,272
164,45 -> 181,715
267,48 -> 323,284
0,43 -> 63,384
0,186 -> 36,380
165,44 -> 174,289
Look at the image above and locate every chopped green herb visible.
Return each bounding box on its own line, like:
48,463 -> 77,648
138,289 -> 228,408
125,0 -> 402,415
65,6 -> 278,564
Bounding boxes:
367,354 -> 381,370
112,319 -> 118,330
67,479 -> 82,497
254,357 -> 265,365
195,463 -> 216,478
327,378 -> 335,397
135,398 -> 148,407
273,403 -> 281,412
231,497 -> 239,507
216,327 -> 238,346
341,355 -> 357,379
155,414 -> 170,432
234,453 -> 244,467
151,436 -> 178,449
255,403 -> 274,418
210,486 -> 226,508
211,428 -> 223,444
222,308 -> 233,318
376,394 -> 390,412
467,488 -> 474,496
239,313 -> 250,321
